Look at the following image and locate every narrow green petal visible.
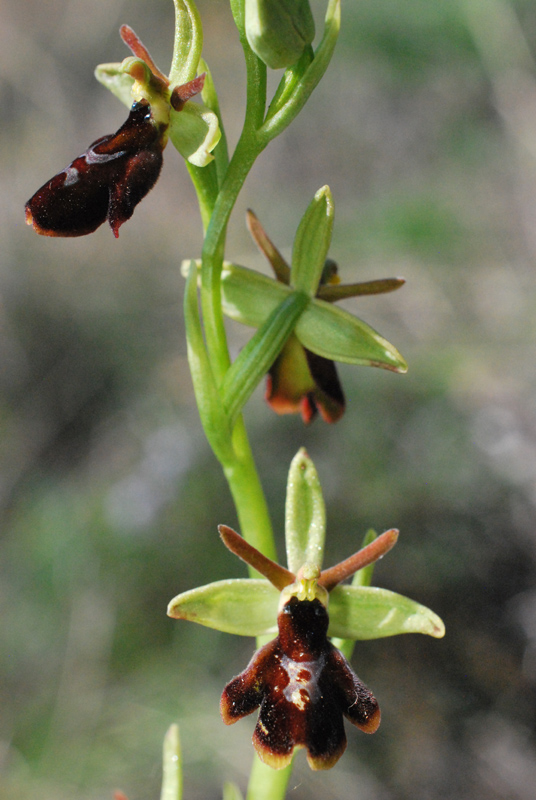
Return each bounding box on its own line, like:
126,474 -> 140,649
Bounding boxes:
328,585 -> 446,640
167,578 -> 279,637
285,448 -> 326,573
296,297 -> 408,372
169,102 -> 221,166
94,62 -> 134,108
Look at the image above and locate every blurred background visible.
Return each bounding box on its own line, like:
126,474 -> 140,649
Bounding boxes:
2,0 -> 536,797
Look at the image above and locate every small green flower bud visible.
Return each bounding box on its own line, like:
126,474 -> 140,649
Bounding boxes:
246,0 -> 315,70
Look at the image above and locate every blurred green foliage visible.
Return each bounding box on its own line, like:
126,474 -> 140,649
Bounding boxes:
2,0 -> 536,798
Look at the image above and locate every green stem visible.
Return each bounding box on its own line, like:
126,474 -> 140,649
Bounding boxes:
197,0 -> 267,385
186,160 -> 219,232
181,6 -> 316,798
181,1 -> 274,568
246,755 -> 293,800
199,133 -> 262,385
224,421 -> 278,563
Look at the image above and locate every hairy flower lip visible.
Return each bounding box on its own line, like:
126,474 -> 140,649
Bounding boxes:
216,520 -> 396,769
25,100 -> 165,238
220,595 -> 381,770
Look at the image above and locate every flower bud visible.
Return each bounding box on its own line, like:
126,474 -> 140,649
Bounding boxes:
246,0 -> 315,70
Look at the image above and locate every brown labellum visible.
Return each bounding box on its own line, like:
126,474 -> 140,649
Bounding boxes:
221,596 -> 380,770
25,100 -> 164,238
266,339 -> 345,424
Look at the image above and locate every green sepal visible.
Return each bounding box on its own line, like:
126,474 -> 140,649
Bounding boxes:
198,58 -> 228,180
285,448 -> 326,573
245,0 -> 315,70
290,186 -> 334,296
169,0 -> 204,87
160,724 -> 183,800
221,290 -> 310,425
181,259 -> 407,372
328,585 -> 446,640
295,297 -> 408,371
169,101 -> 221,166
220,262 -> 290,326
167,576 -> 445,640
184,262 -> 234,464
94,62 -> 134,108
167,578 -> 279,637
216,262 -> 407,372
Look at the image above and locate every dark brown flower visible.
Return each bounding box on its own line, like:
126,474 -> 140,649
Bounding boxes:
245,210 -> 405,424
25,100 -> 165,238
266,335 -> 345,423
221,595 -> 380,770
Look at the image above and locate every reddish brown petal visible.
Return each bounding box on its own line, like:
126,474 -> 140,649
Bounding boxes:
170,74 -> 206,111
119,24 -> 169,86
246,209 -> 291,285
318,276 -> 406,302
218,525 -> 295,590
319,528 -> 399,591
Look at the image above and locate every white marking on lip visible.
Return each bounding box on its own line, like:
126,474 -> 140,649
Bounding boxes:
63,166 -> 79,186
281,655 -> 324,708
85,148 -> 126,165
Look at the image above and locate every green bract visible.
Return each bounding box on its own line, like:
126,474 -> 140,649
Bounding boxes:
245,0 -> 315,70
168,449 -> 445,642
